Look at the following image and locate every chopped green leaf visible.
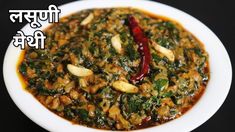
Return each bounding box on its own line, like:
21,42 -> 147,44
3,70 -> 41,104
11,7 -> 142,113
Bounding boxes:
75,109 -> 89,121
153,79 -> 169,91
152,53 -> 161,63
157,37 -> 173,49
128,95 -> 143,113
19,63 -> 27,75
193,48 -> 203,57
37,87 -> 59,96
126,43 -> 139,61
64,107 -> 75,119
161,91 -> 173,98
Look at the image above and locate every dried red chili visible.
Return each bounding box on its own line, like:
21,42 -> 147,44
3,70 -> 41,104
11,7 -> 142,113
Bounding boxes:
128,15 -> 151,84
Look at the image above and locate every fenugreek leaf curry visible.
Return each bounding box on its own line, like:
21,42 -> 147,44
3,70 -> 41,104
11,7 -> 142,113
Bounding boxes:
18,8 -> 209,130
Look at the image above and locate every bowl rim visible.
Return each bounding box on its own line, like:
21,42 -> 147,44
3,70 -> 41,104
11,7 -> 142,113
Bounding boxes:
3,0 -> 232,132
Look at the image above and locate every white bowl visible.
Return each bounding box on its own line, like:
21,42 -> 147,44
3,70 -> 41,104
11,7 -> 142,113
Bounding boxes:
3,0 -> 232,132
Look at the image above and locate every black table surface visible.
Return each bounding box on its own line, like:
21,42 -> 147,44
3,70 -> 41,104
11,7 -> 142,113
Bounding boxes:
0,0 -> 234,131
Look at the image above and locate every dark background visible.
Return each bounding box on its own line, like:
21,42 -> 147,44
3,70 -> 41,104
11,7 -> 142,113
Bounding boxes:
0,0 -> 234,131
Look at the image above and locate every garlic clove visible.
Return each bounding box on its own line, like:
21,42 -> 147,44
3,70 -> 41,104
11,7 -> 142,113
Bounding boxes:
112,80 -> 138,93
152,41 -> 175,62
111,34 -> 123,54
81,13 -> 94,25
67,64 -> 93,77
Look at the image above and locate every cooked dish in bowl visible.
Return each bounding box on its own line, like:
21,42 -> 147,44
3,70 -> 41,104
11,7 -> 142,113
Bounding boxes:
18,8 -> 209,130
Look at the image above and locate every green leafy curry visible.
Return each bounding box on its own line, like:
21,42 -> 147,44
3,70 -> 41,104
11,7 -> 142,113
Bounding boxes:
18,8 -> 209,130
